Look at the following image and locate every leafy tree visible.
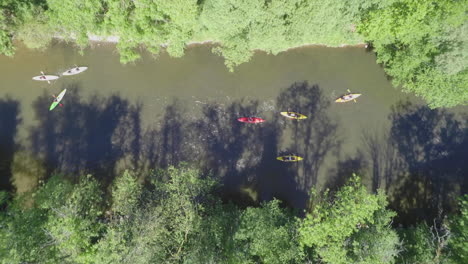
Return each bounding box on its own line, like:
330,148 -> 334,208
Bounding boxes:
448,195 -> 468,263
110,170 -> 142,216
199,0 -> 366,70
184,203 -> 241,263
45,0 -> 105,46
0,174 -> 104,263
94,166 -> 216,263
397,222 -> 454,264
299,175 -> 400,264
36,175 -> 104,263
0,0 -> 44,55
358,0 -> 468,108
102,0 -> 199,63
0,11 -> 14,56
0,195 -> 51,263
233,199 -> 304,264
16,11 -> 52,50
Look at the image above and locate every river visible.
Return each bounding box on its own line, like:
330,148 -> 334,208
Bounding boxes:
1,41 -> 466,220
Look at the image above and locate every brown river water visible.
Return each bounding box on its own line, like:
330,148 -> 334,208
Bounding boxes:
1,41 -> 466,219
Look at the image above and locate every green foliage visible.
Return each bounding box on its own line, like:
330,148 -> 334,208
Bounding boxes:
358,0 -> 468,108
199,0 -> 365,69
0,174 -> 104,264
16,13 -> 52,50
299,174 -> 399,264
347,209 -> 401,264
46,0 -> 105,46
448,195 -> 468,263
185,203 -> 241,263
94,166 -> 216,263
103,0 -> 199,63
0,12 -> 14,56
0,0 -> 44,55
0,191 -> 8,206
0,197 -> 51,263
233,199 -> 304,264
38,174 -> 104,263
2,167 -> 467,263
397,223 -> 438,263
111,170 -> 142,216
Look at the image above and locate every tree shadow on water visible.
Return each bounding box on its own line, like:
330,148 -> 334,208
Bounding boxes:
388,101 -> 468,224
0,97 -> 21,193
276,82 -> 340,191
325,153 -> 367,192
175,98 -> 307,208
30,83 -> 142,186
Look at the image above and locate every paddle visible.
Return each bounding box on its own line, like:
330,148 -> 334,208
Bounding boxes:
41,71 -> 50,84
347,89 -> 357,103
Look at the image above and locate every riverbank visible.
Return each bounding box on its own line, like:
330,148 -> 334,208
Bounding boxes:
87,34 -> 365,46
75,34 -> 368,52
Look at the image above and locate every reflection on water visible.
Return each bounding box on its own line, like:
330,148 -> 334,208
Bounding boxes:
0,43 -> 467,223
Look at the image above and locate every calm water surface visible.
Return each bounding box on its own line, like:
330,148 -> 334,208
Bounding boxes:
1,42 -> 466,212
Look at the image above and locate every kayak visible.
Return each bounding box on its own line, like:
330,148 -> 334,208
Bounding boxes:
277,155 -> 303,162
237,117 -> 265,124
62,66 -> 88,76
32,75 -> 59,81
49,89 -> 67,111
280,111 -> 307,120
335,93 -> 362,103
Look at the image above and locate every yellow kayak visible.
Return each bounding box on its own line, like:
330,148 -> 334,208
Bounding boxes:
280,111 -> 307,120
335,93 -> 362,103
277,155 -> 303,162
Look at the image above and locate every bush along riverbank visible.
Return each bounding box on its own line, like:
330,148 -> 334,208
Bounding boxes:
1,167 -> 467,263
1,0 -> 466,107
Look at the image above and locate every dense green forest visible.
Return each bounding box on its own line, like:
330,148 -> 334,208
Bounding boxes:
0,0 -> 466,107
0,167 -> 466,263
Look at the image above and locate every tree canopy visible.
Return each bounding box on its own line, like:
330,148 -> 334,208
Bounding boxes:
3,168 -> 465,263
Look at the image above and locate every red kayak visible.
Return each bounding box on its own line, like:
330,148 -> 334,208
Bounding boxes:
237,117 -> 265,124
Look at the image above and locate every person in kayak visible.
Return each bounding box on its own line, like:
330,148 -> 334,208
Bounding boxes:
40,75 -> 46,80
68,70 -> 73,74
248,117 -> 253,122
288,112 -> 297,118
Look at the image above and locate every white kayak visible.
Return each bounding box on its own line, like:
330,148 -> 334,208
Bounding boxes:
33,75 -> 59,81
62,66 -> 88,76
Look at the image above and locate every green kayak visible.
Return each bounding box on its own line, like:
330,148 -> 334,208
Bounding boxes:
49,89 -> 67,111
